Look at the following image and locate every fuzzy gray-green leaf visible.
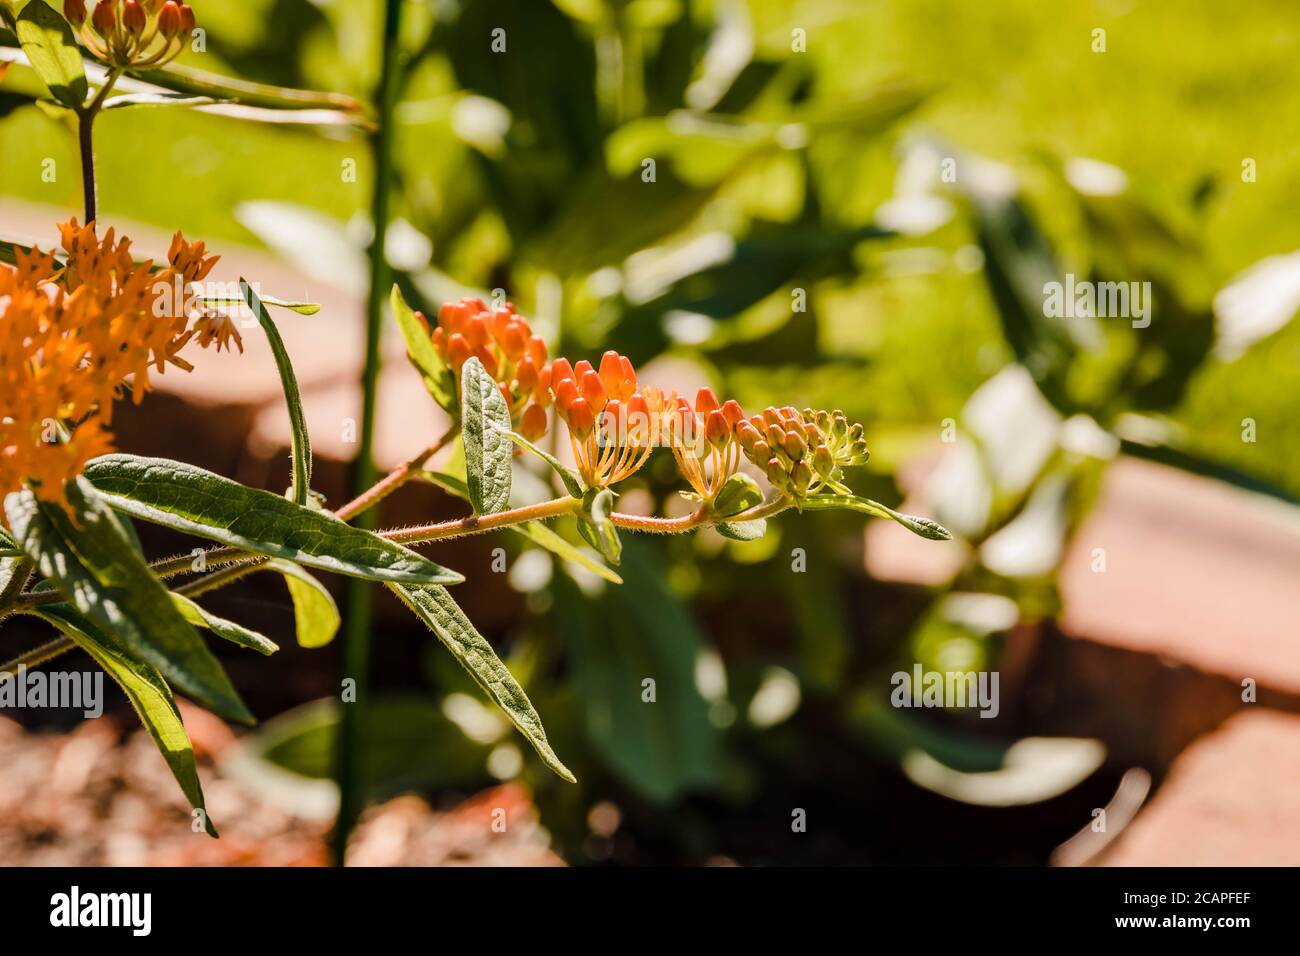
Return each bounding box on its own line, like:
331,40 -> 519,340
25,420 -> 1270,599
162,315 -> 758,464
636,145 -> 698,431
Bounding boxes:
82,455 -> 462,585
4,480 -> 253,725
390,583 -> 576,783
461,357 -> 513,515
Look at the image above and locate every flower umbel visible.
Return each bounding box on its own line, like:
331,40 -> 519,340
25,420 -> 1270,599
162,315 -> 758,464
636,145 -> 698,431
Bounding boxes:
428,297 -> 552,440
551,351 -> 653,490
0,219 -> 224,508
71,0 -> 196,70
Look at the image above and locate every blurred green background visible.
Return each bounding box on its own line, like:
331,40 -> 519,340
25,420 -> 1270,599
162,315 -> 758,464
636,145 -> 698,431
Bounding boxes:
3,0 -> 1297,864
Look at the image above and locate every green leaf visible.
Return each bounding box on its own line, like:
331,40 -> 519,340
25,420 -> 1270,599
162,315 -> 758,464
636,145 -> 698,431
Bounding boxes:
102,92 -> 220,110
82,454 -> 463,586
460,357 -> 512,515
389,583 -> 576,783
266,559 -> 340,649
4,480 -> 253,724
391,284 -> 456,412
578,488 -> 622,565
196,291 -> 320,315
716,518 -> 767,541
127,60 -> 367,115
421,471 -> 619,583
15,0 -> 85,110
507,431 -> 584,498
713,472 -> 763,516
27,603 -> 218,837
803,493 -> 952,541
240,278 -> 311,505
171,593 -> 278,656
511,520 -> 622,585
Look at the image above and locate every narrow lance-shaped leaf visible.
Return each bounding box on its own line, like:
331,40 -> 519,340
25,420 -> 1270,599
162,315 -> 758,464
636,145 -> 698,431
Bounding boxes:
171,593 -> 279,656
461,357 -> 512,515
15,0 -> 86,110
508,431 -> 584,498
27,604 -> 219,837
803,493 -> 952,541
82,455 -> 463,586
4,480 -> 254,724
389,583 -> 576,784
265,559 -> 340,649
241,278 -> 311,505
391,284 -> 456,412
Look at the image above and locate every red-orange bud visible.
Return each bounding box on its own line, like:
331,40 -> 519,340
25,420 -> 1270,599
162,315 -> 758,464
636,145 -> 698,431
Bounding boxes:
123,0 -> 146,34
64,0 -> 87,26
526,335 -> 547,366
438,301 -> 470,334
553,377 -> 579,412
721,399 -> 745,429
705,409 -> 729,448
579,369 -> 607,413
178,2 -> 195,32
550,357 -> 573,385
520,403 -> 547,441
695,387 -> 720,414
567,398 -> 595,441
158,1 -> 182,36
447,332 -> 471,369
91,0 -> 116,34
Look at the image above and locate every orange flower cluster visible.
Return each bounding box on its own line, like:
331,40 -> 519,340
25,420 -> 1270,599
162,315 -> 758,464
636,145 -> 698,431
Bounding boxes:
428,297 -> 552,441
1,219 -> 221,507
65,0 -> 196,70
428,301 -> 873,506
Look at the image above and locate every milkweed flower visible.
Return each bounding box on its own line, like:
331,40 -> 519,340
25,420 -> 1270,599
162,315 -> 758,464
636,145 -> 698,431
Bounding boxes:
1,219 -> 224,509
72,0 -> 196,70
551,351 -> 653,489
661,386 -> 746,502
735,405 -> 867,501
428,297 -> 552,440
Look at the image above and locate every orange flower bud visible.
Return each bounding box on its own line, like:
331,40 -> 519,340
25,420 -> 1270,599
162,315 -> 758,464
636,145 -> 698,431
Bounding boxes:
721,399 -> 745,428
573,359 -> 594,380
464,315 -> 490,350
566,397 -> 595,441
446,332 -> 471,369
179,2 -> 195,32
489,308 -> 513,343
498,381 -> 513,412
527,335 -> 547,366
533,366 -> 553,407
474,345 -> 498,378
553,377 -> 579,412
437,301 -> 469,334
520,403 -> 547,441
735,420 -> 759,452
550,357 -> 573,385
123,0 -> 146,34
92,0 -> 116,34
695,387 -> 720,414
626,393 -> 650,445
705,409 -> 729,448
515,356 -> 538,392
430,326 -> 446,356
501,321 -> 528,362
601,399 -> 623,441
598,351 -> 622,399
64,0 -> 87,26
462,296 -> 487,313
761,407 -> 782,428
579,369 -> 607,414
158,1 -> 182,36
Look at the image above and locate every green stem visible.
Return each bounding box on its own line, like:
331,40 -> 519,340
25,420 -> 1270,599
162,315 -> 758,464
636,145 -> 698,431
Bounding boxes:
334,0 -> 406,868
0,636 -> 76,678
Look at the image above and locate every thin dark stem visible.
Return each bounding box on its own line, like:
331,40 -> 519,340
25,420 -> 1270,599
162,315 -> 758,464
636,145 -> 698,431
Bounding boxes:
76,68 -> 124,224
334,0 -> 406,868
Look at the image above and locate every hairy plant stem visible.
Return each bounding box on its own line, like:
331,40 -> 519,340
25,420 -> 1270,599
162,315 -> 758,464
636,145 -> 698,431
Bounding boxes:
77,68 -> 124,224
0,636 -> 78,678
